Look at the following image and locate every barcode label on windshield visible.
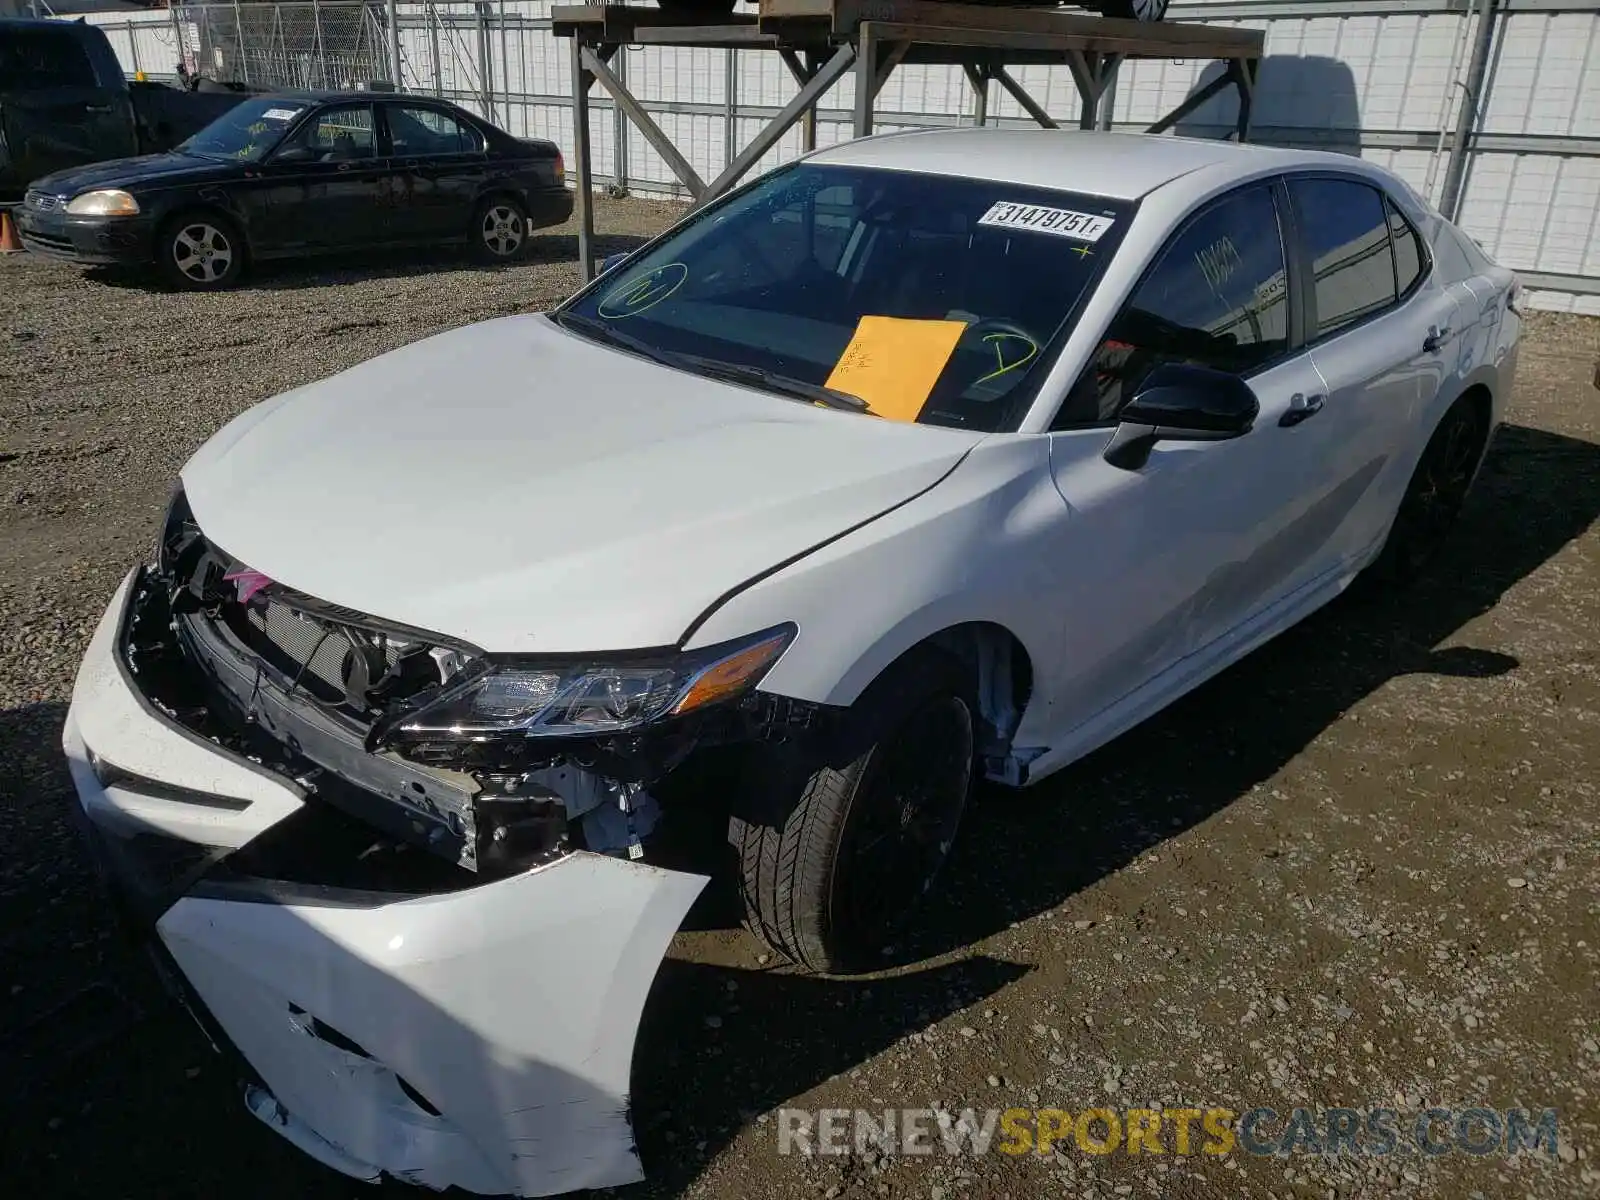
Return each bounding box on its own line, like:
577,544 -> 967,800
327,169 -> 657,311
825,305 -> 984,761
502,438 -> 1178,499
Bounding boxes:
261,108 -> 302,121
977,202 -> 1114,242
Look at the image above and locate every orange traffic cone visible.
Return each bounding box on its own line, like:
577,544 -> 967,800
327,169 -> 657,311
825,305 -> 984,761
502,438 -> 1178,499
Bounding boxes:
0,209 -> 23,254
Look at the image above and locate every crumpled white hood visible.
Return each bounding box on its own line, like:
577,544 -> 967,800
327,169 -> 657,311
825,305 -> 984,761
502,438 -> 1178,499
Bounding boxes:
181,314 -> 977,652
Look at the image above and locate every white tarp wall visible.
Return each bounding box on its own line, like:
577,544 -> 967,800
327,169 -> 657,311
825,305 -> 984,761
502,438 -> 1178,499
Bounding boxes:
83,1 -> 1600,313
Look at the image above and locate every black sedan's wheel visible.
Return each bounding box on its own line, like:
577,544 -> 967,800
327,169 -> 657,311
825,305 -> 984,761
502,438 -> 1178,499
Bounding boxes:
472,195 -> 528,262
730,649 -> 974,975
160,212 -> 244,290
1371,396 -> 1490,583
658,0 -> 738,14
1099,0 -> 1172,19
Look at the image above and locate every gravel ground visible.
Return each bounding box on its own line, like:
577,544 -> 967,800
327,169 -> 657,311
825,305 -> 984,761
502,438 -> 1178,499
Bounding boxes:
2,203 -> 1598,1200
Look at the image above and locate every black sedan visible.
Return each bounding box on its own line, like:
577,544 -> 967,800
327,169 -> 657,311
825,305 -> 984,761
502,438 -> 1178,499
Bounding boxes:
16,91 -> 572,288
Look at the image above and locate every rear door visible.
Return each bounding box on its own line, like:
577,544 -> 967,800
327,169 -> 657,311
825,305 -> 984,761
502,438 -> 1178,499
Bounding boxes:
1287,174 -> 1463,568
380,102 -> 490,241
0,25 -> 136,195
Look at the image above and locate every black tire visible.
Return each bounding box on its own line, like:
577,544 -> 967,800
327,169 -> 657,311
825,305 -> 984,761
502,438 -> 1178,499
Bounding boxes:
658,0 -> 739,14
730,649 -> 975,975
1370,396 -> 1490,584
470,194 -> 529,263
1097,0 -> 1172,19
158,210 -> 245,290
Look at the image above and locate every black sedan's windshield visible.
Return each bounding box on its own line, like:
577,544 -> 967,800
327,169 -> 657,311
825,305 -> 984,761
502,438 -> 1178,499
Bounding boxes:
179,97 -> 311,162
559,164 -> 1130,432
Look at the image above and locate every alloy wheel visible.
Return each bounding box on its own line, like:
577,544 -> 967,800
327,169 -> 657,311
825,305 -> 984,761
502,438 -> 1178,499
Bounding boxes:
481,205 -> 526,258
171,222 -> 234,286
834,695 -> 973,951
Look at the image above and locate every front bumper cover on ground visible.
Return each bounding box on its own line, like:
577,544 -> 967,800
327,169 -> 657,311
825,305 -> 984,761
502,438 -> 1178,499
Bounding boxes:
63,569 -> 709,1196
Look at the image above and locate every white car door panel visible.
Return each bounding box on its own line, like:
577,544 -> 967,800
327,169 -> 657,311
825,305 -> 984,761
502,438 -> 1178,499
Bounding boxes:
1042,350 -> 1331,738
1290,176 -> 1462,570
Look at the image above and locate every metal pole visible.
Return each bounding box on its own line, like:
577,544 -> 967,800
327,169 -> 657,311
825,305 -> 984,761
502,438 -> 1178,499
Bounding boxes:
430,2 -> 443,98
1096,55 -> 1121,131
802,50 -> 819,152
476,2 -> 492,118
1440,0 -> 1499,222
169,3 -> 184,79
571,35 -> 595,282
312,0 -> 327,91
724,48 -> 738,178
233,0 -> 250,83
499,0 -> 510,124
614,47 -> 629,193
388,0 -> 403,89
964,64 -> 988,127
853,23 -> 876,138
1423,3 -> 1475,202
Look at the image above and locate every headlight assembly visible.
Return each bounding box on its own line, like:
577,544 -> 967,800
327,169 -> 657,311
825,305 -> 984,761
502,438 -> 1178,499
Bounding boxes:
65,189 -> 140,216
395,625 -> 795,740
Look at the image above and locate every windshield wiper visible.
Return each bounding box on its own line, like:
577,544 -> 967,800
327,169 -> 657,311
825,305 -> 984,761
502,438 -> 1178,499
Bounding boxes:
674,354 -> 869,413
553,311 -> 683,370
555,313 -> 868,413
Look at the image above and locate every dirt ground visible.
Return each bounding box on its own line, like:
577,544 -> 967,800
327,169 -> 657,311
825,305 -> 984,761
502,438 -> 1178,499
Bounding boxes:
1,199 -> 1597,1200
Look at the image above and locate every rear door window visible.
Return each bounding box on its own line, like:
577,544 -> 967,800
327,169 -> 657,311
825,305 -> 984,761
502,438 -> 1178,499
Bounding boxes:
1288,177 -> 1399,339
0,28 -> 97,89
386,105 -> 484,156
1386,198 -> 1426,296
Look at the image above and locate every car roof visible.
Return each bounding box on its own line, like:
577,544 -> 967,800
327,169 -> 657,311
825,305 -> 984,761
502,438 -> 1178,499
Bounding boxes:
266,89 -> 439,103
806,129 -> 1345,202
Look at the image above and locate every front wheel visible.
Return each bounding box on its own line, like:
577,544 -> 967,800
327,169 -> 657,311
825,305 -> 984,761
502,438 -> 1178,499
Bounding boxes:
159,211 -> 245,290
471,195 -> 529,263
730,650 -> 974,975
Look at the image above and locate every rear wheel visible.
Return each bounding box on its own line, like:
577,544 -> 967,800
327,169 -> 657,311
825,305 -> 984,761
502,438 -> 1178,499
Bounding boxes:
1371,396 -> 1490,583
159,211 -> 244,290
471,195 -> 528,263
658,0 -> 739,13
1098,0 -> 1172,19
730,649 -> 974,975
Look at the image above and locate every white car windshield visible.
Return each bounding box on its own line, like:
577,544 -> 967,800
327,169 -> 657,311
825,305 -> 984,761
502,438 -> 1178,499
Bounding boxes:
558,164 -> 1132,432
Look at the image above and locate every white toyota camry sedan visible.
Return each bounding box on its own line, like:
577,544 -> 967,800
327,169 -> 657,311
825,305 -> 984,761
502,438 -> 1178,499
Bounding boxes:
63,129 -> 1519,1195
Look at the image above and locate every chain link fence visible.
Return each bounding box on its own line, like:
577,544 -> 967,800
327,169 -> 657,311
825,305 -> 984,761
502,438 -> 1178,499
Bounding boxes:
78,1 -> 1600,310
183,2 -> 390,90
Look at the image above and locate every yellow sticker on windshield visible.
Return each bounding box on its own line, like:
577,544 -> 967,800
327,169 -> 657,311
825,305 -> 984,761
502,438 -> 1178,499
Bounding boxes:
824,316 -> 967,423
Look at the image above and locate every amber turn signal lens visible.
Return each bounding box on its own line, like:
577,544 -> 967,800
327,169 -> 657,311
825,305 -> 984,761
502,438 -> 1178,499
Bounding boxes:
672,631 -> 791,716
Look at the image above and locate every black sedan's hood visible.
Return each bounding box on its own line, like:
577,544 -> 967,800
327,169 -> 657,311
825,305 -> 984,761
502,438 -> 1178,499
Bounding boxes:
30,152 -> 237,196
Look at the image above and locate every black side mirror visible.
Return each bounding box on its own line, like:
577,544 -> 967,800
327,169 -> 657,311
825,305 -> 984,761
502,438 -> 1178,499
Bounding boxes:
599,250 -> 631,275
272,144 -> 315,165
1103,362 -> 1259,470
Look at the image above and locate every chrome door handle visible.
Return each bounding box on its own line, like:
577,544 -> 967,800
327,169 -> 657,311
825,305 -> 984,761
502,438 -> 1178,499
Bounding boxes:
1423,324 -> 1453,353
84,103 -> 114,113
1279,392 -> 1326,427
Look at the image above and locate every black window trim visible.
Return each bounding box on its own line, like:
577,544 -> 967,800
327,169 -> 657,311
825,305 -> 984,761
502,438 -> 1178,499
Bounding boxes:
1282,169 -> 1432,351
1044,175 -> 1306,434
1383,191 -> 1433,304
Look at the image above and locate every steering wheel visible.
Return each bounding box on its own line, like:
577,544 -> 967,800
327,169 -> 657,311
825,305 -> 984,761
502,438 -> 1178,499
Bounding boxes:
960,318 -> 1041,386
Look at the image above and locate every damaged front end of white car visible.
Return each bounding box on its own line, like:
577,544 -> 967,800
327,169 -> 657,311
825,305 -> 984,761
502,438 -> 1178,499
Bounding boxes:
60,489 -> 824,1196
